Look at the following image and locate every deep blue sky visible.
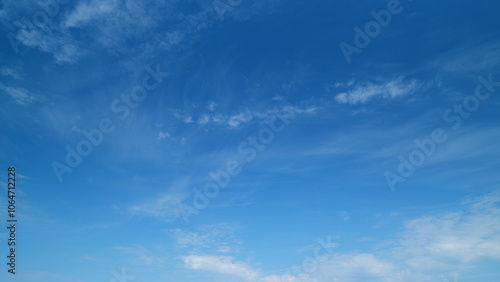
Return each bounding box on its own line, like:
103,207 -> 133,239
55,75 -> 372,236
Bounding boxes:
1,0 -> 500,281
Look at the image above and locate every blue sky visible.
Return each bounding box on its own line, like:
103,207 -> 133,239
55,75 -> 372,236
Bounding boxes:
1,0 -> 500,281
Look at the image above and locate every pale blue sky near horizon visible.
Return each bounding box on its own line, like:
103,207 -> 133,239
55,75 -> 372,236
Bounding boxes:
0,0 -> 500,281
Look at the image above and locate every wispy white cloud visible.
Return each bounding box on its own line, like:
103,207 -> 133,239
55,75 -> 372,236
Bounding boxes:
0,83 -> 41,105
0,66 -> 22,80
62,0 -> 219,60
173,111 -> 194,124
337,211 -> 350,222
198,114 -> 211,125
170,223 -> 242,253
334,78 -> 355,89
3,2 -> 85,64
128,193 -> 186,222
208,101 -> 217,111
14,29 -> 85,64
129,193 -> 498,281
191,104 -> 318,129
335,78 -> 420,105
182,255 -> 260,281
315,253 -> 400,281
259,274 -> 303,282
227,111 -> 254,128
64,0 -> 118,28
3,0 -> 165,63
4,0 -> 286,66
112,245 -> 168,267
426,127 -> 500,165
128,178 -> 191,222
318,192 -> 500,281
433,40 -> 500,73
394,192 -> 500,265
63,0 -> 157,55
156,131 -> 170,140
179,193 -> 500,282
